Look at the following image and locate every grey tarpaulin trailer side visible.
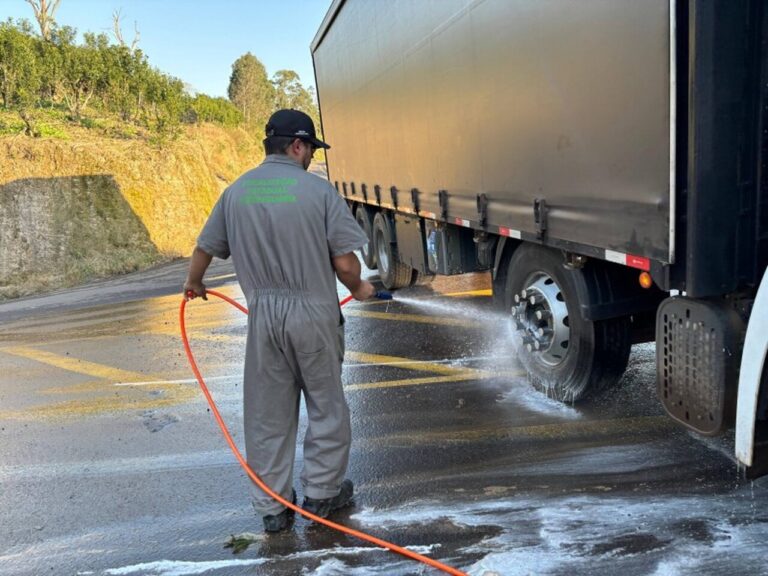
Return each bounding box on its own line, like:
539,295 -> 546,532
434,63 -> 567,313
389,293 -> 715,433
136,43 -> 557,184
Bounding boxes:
312,0 -> 768,477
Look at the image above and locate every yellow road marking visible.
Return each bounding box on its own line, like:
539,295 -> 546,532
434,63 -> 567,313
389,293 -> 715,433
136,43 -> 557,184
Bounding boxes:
346,351 -> 474,375
2,346 -> 155,382
0,347 -> 198,420
0,390 -> 199,421
344,350 -> 523,390
348,373 -> 481,391
442,289 -> 492,297
344,309 -> 478,327
0,304 -> 506,420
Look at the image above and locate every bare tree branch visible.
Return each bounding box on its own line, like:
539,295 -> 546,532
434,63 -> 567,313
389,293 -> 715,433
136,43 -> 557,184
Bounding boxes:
131,20 -> 140,51
24,0 -> 62,41
112,8 -> 140,50
112,9 -> 125,46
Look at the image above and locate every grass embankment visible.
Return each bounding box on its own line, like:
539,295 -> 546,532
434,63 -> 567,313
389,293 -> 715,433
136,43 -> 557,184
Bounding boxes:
0,109 -> 263,300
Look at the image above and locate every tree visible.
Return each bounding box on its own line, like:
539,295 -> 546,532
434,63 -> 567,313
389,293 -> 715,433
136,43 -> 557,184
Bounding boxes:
189,94 -> 242,126
25,0 -> 61,42
59,32 -> 106,119
37,24 -> 75,105
0,20 -> 41,134
227,52 -> 274,126
271,69 -> 319,128
143,71 -> 187,139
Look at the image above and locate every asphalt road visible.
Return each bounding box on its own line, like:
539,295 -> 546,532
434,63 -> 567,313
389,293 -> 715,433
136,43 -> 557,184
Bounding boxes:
1,259 -> 767,576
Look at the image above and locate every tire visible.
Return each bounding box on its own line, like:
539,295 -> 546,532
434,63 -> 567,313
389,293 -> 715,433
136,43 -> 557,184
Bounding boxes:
372,212 -> 412,290
504,244 -> 631,401
355,205 -> 377,270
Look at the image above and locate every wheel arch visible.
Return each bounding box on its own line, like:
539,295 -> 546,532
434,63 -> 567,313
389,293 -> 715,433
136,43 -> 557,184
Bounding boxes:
493,238 -> 664,321
736,267 -> 768,468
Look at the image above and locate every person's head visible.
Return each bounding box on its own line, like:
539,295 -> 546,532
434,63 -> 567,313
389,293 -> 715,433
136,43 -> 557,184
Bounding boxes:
263,109 -> 330,170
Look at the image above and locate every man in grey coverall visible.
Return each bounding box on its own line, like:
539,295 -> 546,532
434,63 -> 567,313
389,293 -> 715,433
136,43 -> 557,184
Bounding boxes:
183,109 -> 375,533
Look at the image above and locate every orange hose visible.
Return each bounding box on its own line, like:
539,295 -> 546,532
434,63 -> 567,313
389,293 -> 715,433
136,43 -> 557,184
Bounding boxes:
180,288 -> 467,576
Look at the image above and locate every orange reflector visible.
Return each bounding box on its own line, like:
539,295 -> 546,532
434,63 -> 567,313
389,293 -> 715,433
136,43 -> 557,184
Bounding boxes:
639,272 -> 653,289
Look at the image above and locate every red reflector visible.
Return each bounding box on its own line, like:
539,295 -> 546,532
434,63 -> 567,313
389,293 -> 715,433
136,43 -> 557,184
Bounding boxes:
626,255 -> 651,271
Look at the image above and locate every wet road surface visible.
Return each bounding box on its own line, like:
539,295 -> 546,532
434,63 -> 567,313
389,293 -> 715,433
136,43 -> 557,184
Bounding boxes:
1,259 -> 767,576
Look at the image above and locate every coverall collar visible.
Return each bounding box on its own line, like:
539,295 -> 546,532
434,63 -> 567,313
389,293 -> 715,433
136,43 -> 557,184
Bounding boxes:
263,154 -> 304,169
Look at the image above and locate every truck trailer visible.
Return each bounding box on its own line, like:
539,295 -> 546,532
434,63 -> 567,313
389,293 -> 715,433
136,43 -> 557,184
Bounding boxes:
311,0 -> 768,478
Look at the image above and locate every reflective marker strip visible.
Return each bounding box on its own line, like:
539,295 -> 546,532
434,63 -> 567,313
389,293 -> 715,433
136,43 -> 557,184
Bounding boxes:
498,226 -> 522,239
605,250 -> 651,271
454,218 -> 471,227
627,255 -> 651,271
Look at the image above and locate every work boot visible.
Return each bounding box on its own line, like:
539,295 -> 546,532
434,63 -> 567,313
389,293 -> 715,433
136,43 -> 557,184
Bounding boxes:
262,489 -> 296,534
302,479 -> 354,518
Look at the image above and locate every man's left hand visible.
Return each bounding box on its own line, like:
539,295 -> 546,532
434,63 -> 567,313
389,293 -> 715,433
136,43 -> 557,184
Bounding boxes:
183,281 -> 207,301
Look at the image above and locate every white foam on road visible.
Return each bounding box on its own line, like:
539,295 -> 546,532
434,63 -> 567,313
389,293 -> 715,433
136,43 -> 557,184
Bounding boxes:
496,378 -> 583,420
352,488 -> 768,576
101,545 -> 437,576
102,558 -> 267,575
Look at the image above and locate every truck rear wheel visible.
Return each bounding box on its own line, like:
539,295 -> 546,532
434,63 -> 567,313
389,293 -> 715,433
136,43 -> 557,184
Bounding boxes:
504,244 -> 631,401
355,205 -> 377,270
373,212 -> 412,289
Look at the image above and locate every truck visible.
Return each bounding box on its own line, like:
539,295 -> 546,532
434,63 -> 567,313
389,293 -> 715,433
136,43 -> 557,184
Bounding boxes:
311,0 -> 768,478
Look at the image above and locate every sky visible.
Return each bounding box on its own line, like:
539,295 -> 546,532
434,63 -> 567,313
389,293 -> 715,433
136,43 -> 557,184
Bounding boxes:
1,0 -> 333,97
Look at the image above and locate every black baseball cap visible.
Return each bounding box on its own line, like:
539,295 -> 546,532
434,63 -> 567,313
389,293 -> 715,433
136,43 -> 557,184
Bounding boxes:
265,109 -> 330,149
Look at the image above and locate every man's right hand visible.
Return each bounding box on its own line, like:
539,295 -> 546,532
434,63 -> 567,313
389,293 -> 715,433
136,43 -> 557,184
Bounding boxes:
351,280 -> 376,301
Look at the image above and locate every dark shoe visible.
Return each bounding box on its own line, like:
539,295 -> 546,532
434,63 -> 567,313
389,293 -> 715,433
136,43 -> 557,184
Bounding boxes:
302,479 -> 354,519
262,490 -> 296,533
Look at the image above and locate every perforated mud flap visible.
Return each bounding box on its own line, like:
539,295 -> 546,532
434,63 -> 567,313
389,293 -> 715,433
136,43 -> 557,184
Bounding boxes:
656,297 -> 744,436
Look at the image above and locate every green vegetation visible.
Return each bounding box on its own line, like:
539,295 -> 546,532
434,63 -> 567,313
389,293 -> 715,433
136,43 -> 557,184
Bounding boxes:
0,7 -> 319,143
189,94 -> 243,127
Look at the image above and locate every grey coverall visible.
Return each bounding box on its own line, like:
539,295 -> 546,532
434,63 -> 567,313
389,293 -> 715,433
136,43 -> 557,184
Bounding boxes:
197,154 -> 367,515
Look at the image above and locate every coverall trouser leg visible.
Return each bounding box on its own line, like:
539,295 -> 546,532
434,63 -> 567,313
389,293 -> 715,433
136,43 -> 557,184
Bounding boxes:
244,296 -> 350,516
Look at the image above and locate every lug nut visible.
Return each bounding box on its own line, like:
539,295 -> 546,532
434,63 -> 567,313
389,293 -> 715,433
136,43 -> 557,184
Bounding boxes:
514,294 -> 520,304
533,340 -> 541,350
535,309 -> 552,321
536,327 -> 553,338
521,335 -> 535,347
520,289 -> 528,300
529,294 -> 543,305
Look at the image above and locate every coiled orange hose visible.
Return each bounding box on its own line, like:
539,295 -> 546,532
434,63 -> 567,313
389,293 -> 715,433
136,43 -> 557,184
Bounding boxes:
180,288 -> 467,576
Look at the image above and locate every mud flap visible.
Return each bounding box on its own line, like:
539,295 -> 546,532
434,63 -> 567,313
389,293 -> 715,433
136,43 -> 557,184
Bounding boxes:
656,297 -> 744,435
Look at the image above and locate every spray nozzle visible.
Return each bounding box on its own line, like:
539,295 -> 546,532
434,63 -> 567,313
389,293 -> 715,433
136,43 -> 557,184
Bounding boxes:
375,291 -> 393,300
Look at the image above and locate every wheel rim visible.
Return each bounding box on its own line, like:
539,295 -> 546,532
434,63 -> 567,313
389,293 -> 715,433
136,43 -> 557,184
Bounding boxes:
510,272 -> 570,367
356,212 -> 371,260
375,227 -> 389,273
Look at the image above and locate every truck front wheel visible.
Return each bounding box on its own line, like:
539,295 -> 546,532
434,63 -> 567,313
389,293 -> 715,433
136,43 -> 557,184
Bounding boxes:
504,244 -> 631,401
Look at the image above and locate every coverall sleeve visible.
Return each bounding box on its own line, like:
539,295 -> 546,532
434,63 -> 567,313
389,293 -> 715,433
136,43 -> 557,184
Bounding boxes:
325,184 -> 368,257
197,194 -> 231,259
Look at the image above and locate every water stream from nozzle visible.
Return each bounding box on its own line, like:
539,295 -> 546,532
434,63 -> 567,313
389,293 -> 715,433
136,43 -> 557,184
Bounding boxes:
371,290 -> 584,418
